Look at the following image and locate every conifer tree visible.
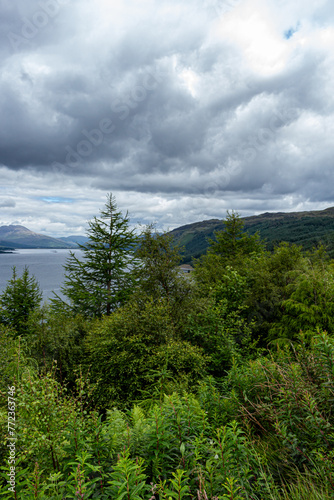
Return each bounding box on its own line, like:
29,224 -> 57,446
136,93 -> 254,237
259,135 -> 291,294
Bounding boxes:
0,266 -> 42,336
57,193 -> 138,317
194,211 -> 264,294
208,210 -> 263,262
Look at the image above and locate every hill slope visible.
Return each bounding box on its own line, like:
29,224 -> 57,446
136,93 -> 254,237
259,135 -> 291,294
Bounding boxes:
0,225 -> 77,249
58,235 -> 89,246
3,207 -> 334,255
170,207 -> 334,262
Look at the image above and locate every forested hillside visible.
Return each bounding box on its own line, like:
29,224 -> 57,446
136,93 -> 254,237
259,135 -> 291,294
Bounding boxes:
171,206 -> 334,262
1,195 -> 334,499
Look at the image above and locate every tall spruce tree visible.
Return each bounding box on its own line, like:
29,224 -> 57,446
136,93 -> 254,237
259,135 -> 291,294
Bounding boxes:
56,193 -> 138,317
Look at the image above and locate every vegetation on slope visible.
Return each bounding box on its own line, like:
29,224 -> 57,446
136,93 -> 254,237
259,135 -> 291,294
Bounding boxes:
171,206 -> 334,263
1,195 -> 334,499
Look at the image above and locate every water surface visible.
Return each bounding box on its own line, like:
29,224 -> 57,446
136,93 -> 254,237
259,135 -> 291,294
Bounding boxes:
0,249 -> 83,301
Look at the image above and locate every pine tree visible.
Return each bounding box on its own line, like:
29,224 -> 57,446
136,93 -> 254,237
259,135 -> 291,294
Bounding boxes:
194,211 -> 264,294
208,210 -> 263,262
0,266 -> 42,336
56,193 -> 138,317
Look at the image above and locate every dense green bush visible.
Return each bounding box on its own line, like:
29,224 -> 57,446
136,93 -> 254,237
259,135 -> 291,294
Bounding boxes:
183,297 -> 253,378
269,261 -> 334,343
3,330 -> 334,498
226,332 -> 334,487
85,298 -> 208,409
26,304 -> 91,385
1,375 -> 279,499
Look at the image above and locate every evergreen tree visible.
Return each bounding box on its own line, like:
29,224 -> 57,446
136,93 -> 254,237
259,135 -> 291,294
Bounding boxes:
56,193 -> 138,317
0,266 -> 42,336
269,257 -> 334,344
194,211 -> 263,295
208,210 -> 263,262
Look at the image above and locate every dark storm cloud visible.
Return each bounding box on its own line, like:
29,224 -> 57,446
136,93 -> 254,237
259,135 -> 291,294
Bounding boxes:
0,0 -> 334,235
0,197 -> 15,208
0,0 -> 237,177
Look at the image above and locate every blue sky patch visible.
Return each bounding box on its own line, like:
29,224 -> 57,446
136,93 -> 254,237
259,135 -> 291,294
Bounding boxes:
39,197 -> 74,204
284,26 -> 298,39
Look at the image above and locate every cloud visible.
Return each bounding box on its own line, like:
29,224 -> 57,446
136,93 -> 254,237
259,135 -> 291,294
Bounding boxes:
0,197 -> 16,208
0,0 -> 333,235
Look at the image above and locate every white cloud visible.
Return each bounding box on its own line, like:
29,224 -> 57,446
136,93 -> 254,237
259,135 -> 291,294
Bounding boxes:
0,0 -> 333,236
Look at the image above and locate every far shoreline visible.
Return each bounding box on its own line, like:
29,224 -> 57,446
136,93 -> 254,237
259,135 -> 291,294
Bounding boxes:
0,246 -> 79,254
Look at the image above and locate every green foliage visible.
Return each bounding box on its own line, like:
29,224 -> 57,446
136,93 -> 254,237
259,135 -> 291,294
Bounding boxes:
108,452 -> 150,499
193,253 -> 228,293
242,242 -> 306,344
194,260 -> 250,307
161,469 -> 190,499
85,298 -> 208,409
0,362 -> 82,498
183,297 -> 252,378
26,304 -> 91,385
207,210 -> 263,264
4,200 -> 334,499
227,332 -> 334,489
55,193 -> 138,317
134,225 -> 183,299
212,267 -> 248,311
269,260 -> 334,344
0,266 -> 42,337
133,225 -> 194,332
3,350 -> 333,499
14,368 -> 80,473
278,466 -> 334,500
0,327 -> 23,468
0,325 -> 20,391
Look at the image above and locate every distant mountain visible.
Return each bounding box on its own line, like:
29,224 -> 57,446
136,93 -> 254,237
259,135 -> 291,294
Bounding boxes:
170,207 -> 334,263
0,225 -> 78,249
58,235 -> 89,246
3,206 -> 334,256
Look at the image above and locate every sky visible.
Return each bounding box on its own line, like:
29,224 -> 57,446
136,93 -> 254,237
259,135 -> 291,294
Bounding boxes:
0,0 -> 334,237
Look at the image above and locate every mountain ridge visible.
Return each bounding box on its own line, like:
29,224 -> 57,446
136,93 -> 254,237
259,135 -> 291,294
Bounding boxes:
2,206 -> 334,255
0,225 -> 78,249
170,206 -> 334,262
